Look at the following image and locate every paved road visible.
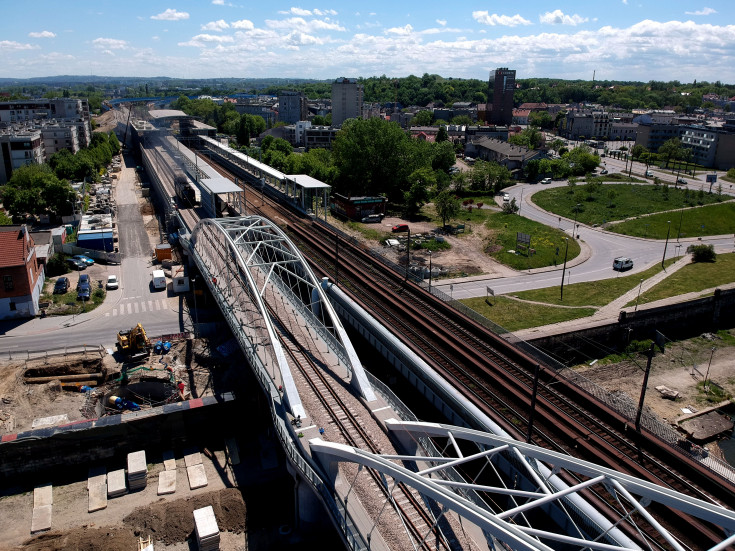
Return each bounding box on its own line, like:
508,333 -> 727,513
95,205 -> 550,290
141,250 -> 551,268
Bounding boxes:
435,179 -> 735,300
0,153 -> 187,355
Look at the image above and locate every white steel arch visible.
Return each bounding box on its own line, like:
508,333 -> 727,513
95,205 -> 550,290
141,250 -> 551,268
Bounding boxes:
189,216 -> 376,418
310,420 -> 735,551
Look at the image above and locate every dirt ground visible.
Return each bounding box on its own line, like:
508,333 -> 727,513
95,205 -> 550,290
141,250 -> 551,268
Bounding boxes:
574,331 -> 735,455
0,337 -> 233,435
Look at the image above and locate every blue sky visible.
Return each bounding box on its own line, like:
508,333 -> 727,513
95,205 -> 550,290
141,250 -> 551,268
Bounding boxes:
1,1 -> 734,82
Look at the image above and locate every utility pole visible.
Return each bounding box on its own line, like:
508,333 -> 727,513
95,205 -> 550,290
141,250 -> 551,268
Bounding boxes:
662,220 -> 671,270
560,238 -> 569,301
635,342 -> 656,432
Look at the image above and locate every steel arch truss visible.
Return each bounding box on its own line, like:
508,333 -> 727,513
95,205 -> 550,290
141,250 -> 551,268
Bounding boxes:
310,420 -> 735,551
190,216 -> 374,417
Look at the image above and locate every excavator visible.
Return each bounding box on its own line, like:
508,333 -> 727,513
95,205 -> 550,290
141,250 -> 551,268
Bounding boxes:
116,323 -> 151,356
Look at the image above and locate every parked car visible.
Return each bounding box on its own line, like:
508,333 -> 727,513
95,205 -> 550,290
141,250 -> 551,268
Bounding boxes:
540,178 -> 552,185
53,277 -> 70,294
106,275 -> 119,290
677,177 -> 687,185
77,273 -> 90,290
361,213 -> 384,223
645,170 -> 654,177
391,224 -> 409,233
600,169 -> 608,175
502,193 -> 510,203
67,258 -> 86,271
73,254 -> 94,266
612,257 -> 634,271
77,284 -> 91,300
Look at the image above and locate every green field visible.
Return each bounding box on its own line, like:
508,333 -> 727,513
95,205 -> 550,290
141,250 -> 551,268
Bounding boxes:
462,295 -> 596,332
484,211 -> 581,270
633,252 -> 735,306
609,202 -> 735,239
532,183 -> 725,228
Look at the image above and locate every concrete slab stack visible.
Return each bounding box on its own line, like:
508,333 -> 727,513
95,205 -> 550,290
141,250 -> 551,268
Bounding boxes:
107,469 -> 127,498
31,484 -> 52,534
127,450 -> 148,491
193,505 -> 220,550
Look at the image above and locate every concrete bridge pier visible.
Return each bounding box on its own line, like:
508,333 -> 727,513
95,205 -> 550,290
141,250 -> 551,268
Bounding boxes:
286,462 -> 323,529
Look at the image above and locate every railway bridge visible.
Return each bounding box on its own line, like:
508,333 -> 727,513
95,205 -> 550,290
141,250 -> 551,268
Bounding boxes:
179,214 -> 735,551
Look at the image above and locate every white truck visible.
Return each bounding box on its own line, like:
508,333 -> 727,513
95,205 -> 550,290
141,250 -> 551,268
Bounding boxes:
151,269 -> 167,290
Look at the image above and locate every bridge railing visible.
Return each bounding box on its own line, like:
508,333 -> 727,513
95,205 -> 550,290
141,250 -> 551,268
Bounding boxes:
187,228 -> 368,550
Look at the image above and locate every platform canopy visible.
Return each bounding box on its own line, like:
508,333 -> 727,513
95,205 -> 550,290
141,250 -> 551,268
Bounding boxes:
200,177 -> 242,195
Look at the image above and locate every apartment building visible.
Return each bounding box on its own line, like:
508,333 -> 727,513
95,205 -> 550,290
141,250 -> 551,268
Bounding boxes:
562,111 -> 611,140
331,78 -> 363,127
0,129 -> 45,185
487,68 -> 516,126
0,225 -> 44,320
278,90 -> 308,125
0,98 -> 91,147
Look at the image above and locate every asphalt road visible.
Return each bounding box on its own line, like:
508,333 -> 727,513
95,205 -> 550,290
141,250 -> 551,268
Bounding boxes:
0,153 -> 186,356
435,178 -> 735,300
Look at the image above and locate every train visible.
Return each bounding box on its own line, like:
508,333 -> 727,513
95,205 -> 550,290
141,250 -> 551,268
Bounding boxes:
173,172 -> 201,207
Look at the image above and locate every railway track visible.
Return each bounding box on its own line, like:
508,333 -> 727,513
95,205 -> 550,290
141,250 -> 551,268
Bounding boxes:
270,309 -> 455,550
193,147 -> 735,549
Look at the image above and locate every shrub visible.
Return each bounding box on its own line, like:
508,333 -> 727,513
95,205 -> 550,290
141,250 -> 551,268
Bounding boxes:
727,168 -> 735,179
45,253 -> 69,277
688,244 -> 716,263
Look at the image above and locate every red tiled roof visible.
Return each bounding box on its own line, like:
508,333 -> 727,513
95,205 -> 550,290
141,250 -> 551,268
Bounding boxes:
0,228 -> 33,268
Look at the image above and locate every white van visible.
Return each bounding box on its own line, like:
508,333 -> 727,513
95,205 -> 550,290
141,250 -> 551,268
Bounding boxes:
645,170 -> 654,177
612,257 -> 634,271
151,269 -> 167,290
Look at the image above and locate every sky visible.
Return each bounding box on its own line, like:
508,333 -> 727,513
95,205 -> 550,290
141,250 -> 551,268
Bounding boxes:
1,1 -> 735,83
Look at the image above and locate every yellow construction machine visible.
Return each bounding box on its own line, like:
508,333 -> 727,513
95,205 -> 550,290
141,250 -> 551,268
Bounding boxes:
117,323 -> 151,356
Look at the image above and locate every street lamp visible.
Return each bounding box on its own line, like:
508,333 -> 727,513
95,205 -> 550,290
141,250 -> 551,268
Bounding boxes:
662,220 -> 671,270
428,250 -> 433,293
560,238 -> 570,301
634,278 -> 644,312
572,204 -> 581,238
190,276 -> 199,337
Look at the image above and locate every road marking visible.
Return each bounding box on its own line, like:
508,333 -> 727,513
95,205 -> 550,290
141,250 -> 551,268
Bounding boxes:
148,300 -> 153,311
133,302 -> 139,314
113,309 -> 118,317
105,313 -> 110,317
127,303 -> 132,315
141,302 -> 146,312
371,406 -> 391,413
155,301 -> 161,311
161,299 -> 168,310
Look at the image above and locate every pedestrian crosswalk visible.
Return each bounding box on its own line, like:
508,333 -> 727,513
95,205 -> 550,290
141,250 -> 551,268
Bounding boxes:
105,298 -> 170,317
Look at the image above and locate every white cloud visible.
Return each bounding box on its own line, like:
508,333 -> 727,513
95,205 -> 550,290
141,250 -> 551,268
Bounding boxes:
472,12 -> 532,27
152,36 -> 160,41
540,10 -> 589,26
28,31 -> 56,39
0,40 -> 37,51
201,20 -> 230,31
385,24 -> 413,36
685,7 -> 717,15
265,17 -> 346,32
92,37 -> 128,50
102,50 -> 115,57
313,9 -> 337,16
151,9 -> 189,21
279,7 -> 312,16
436,19 -> 447,26
179,34 -> 235,47
231,19 -> 255,30
212,0 -> 224,4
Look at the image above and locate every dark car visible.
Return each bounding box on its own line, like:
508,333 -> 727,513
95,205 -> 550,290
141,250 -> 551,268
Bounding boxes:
600,169 -> 609,175
77,274 -> 91,290
67,258 -> 86,270
53,277 -> 70,294
77,284 -> 91,300
391,223 -> 409,233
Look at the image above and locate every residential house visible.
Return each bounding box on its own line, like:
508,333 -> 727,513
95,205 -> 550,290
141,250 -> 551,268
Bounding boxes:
0,226 -> 45,319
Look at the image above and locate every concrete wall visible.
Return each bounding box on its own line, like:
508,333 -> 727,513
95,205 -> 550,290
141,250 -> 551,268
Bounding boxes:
527,288 -> 735,363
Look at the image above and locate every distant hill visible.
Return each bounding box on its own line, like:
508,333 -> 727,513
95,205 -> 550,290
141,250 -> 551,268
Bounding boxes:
0,75 -> 329,88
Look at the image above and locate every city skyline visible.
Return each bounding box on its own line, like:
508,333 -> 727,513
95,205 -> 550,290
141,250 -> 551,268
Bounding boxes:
1,1 -> 734,84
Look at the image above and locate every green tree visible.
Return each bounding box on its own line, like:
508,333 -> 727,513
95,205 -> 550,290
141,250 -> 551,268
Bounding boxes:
3,164 -> 75,217
404,167 -> 434,216
450,115 -> 473,126
434,189 -> 461,226
509,127 -> 543,149
431,141 -> 455,172
436,126 -> 449,142
412,110 -> 434,126
658,138 -> 682,169
689,244 -> 715,262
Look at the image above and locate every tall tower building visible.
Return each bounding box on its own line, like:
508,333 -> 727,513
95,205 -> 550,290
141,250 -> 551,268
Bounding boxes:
487,68 -> 516,126
278,90 -> 307,124
331,78 -> 363,127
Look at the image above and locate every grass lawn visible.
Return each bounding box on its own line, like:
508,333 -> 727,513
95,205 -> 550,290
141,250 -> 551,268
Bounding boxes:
484,211 -> 581,270
462,295 -> 596,332
41,277 -> 106,316
532,183 -> 725,227
609,202 -> 735,239
511,258 -> 679,307
632,252 -> 735,306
